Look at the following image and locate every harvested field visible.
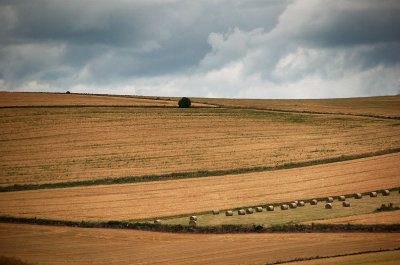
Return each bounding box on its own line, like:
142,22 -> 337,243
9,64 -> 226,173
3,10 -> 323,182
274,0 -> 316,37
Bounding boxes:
289,250 -> 400,265
191,95 -> 400,118
306,211 -> 400,225
0,92 -> 214,107
0,154 -> 399,221
0,223 -> 399,265
1,106 -> 400,186
163,188 -> 400,226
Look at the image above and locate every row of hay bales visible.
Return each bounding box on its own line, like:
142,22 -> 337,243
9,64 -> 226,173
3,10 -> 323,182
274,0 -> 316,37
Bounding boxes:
153,189 -> 393,224
221,189 -> 393,216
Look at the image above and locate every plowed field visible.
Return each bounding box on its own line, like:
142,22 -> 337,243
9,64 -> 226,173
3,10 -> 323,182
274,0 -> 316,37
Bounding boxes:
0,223 -> 399,265
1,106 -> 399,186
192,95 -> 400,118
0,153 -> 398,221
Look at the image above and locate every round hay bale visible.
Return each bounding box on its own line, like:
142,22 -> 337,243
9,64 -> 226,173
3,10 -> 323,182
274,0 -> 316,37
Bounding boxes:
325,203 -> 333,209
190,216 -> 197,221
326,197 -> 333,203
310,199 -> 318,205
281,204 -> 288,210
212,209 -> 220,215
267,205 -> 274,211
298,201 -> 305,207
225,210 -> 233,216
246,208 -> 254,214
354,193 -> 362,199
370,191 -> 377,197
154,219 -> 161,224
189,220 -> 197,226
342,201 -> 350,207
293,200 -> 298,204
383,190 -> 390,196
289,202 -> 298,209
256,206 -> 263,212
238,209 -> 246,215
338,195 -> 346,201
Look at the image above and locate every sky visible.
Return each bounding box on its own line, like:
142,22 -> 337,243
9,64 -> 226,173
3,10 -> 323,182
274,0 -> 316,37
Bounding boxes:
0,0 -> 399,99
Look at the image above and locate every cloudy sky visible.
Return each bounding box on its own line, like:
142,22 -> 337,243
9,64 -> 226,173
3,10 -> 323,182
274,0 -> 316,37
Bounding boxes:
1,0 -> 399,99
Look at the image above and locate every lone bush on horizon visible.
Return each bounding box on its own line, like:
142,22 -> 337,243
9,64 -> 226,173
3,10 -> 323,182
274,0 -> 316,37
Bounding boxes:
178,97 -> 191,108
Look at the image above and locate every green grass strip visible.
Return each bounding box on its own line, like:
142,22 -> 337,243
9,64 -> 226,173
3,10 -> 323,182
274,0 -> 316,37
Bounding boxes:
1,148 -> 400,192
263,247 -> 400,265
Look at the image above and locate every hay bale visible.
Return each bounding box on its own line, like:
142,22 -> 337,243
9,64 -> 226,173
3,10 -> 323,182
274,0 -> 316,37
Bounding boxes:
354,193 -> 362,199
293,200 -> 298,204
325,203 -> 333,209
310,199 -> 318,205
238,209 -> 246,215
338,195 -> 346,201
342,201 -> 350,207
267,205 -> 274,211
225,210 -> 233,216
212,209 -> 220,215
298,201 -> 305,207
189,220 -> 197,226
190,216 -> 197,221
256,206 -> 263,212
154,219 -> 161,224
383,190 -> 390,196
281,204 -> 288,210
370,191 -> 377,197
289,202 -> 298,209
326,197 -> 333,203
246,208 -> 254,214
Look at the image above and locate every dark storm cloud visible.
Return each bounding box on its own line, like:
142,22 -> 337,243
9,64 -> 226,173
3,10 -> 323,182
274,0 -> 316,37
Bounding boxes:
0,0 -> 399,98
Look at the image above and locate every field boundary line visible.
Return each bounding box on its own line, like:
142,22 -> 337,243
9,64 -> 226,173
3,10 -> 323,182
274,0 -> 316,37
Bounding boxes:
1,148 -> 399,192
263,247 -> 400,265
0,215 -> 400,233
193,100 -> 400,120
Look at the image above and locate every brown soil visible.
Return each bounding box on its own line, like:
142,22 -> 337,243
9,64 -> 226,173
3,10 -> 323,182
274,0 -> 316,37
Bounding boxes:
1,106 -> 399,186
191,95 -> 400,118
0,223 -> 399,265
304,210 -> 400,225
0,154 -> 399,221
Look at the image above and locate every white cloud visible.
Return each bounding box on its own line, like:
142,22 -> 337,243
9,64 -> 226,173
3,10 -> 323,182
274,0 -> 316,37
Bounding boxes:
0,0 -> 399,99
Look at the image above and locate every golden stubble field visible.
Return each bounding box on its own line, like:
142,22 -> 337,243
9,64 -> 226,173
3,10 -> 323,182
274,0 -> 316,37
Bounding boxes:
1,106 -> 399,186
0,153 -> 398,221
0,223 -> 399,265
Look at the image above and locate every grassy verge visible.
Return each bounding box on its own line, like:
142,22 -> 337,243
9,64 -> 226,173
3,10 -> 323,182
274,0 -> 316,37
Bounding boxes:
150,188 -> 400,226
263,248 -> 400,265
1,215 -> 400,234
1,149 -> 400,192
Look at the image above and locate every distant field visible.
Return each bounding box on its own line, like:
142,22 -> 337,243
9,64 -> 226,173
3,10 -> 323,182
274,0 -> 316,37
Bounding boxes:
0,92 -> 185,107
0,223 -> 399,265
190,95 -> 400,118
305,209 -> 400,225
1,106 -> 399,186
162,189 -> 400,226
290,250 -> 400,265
0,154 -> 398,221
